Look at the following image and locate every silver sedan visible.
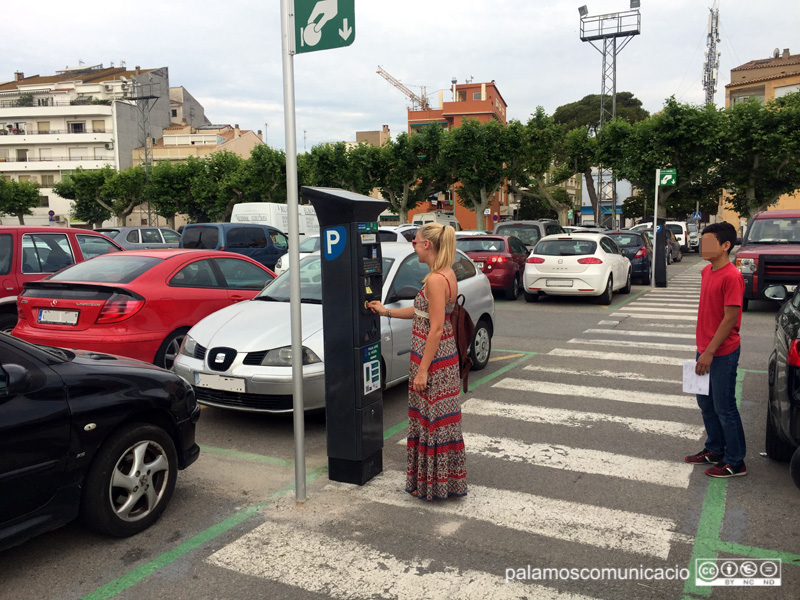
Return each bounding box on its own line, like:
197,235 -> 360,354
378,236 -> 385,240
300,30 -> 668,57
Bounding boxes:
173,243 -> 495,413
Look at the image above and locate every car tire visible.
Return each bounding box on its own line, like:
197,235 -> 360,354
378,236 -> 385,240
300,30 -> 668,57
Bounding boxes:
80,423 -> 178,537
639,267 -> 651,286
505,275 -> 520,301
154,327 -> 190,370
765,402 -> 795,461
0,312 -> 16,334
596,276 -> 613,305
667,251 -> 672,265
675,250 -> 683,262
469,319 -> 492,371
620,269 -> 632,294
791,448 -> 800,491
523,291 -> 539,303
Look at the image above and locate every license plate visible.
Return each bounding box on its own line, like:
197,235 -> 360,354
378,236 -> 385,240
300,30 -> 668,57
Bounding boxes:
546,280 -> 573,288
476,262 -> 484,269
195,372 -> 246,393
38,309 -> 79,325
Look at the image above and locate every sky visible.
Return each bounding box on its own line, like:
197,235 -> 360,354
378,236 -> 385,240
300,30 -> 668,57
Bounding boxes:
2,1 -> 798,151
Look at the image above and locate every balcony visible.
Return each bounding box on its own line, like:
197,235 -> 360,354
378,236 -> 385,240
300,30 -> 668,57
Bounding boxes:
0,130 -> 114,145
0,155 -> 116,172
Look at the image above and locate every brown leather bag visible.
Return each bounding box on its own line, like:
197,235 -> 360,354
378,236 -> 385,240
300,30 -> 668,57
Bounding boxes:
451,293 -> 475,393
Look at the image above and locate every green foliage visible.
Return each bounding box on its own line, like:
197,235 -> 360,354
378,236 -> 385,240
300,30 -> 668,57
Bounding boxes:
553,92 -> 649,136
53,166 -> 115,227
0,178 -> 41,224
15,93 -> 34,107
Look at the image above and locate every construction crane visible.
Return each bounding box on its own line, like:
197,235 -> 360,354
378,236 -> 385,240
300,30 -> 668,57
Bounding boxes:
376,66 -> 430,111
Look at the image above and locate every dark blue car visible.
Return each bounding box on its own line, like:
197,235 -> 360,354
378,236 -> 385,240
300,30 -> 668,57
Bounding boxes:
179,223 -> 288,270
607,231 -> 653,285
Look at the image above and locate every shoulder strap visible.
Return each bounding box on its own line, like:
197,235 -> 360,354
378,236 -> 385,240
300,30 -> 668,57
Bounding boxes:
436,272 -> 453,302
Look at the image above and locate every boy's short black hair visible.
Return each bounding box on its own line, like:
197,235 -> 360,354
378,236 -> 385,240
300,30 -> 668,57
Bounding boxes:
702,222 -> 737,254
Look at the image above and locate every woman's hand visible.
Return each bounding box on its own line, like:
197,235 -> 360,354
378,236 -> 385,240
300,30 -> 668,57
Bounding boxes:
412,368 -> 428,393
367,300 -> 386,316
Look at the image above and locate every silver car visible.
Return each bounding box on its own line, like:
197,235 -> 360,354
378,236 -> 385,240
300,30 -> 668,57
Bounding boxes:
95,226 -> 181,250
172,243 -> 495,413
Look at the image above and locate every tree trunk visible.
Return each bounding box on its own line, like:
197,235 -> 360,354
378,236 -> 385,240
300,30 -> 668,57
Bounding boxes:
536,179 -> 571,225
17,213 -> 25,225
583,169 -> 598,222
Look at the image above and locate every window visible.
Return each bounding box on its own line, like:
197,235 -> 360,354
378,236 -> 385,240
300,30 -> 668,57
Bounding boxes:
535,240 -> 596,256
545,224 -> 565,235
181,227 -> 218,249
18,175 -> 32,183
37,121 -> 51,133
68,122 -> 85,134
76,235 -> 121,259
50,255 -> 155,282
509,237 -> 528,255
21,233 -> 74,273
140,229 -> 162,244
495,225 -> 541,247
453,252 -> 477,281
171,260 -> 220,288
40,174 -> 55,187
92,120 -> 105,133
215,258 -> 274,289
69,148 -> 87,160
0,234 -> 12,275
39,148 -> 52,161
472,92 -> 482,100
39,196 -> 49,208
269,231 -> 289,250
126,230 -> 140,244
378,231 -> 399,243
392,256 -> 430,294
171,109 -> 178,117
601,237 -> 621,255
160,229 -> 181,243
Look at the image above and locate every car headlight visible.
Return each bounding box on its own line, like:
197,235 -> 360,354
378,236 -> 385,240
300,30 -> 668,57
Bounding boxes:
736,257 -> 758,274
179,334 -> 198,357
261,345 -> 321,366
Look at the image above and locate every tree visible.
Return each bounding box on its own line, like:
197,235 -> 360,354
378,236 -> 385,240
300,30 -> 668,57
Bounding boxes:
147,160 -> 192,228
243,144 -> 287,204
0,179 -> 41,224
102,166 -> 147,224
442,119 -> 512,229
721,92 -> 800,218
52,166 -> 115,227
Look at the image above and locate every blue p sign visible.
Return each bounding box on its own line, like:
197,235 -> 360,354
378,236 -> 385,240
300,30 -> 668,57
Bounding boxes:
324,226 -> 346,261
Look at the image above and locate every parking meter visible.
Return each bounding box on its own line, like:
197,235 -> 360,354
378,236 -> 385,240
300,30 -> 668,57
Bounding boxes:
302,187 -> 389,485
655,217 -> 667,288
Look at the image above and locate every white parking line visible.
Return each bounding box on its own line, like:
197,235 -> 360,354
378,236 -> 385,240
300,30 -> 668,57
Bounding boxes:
617,306 -> 698,313
597,320 -> 620,325
548,348 -> 687,365
462,398 -> 703,439
568,338 -> 696,351
325,472 -> 692,560
493,378 -> 696,408
611,312 -> 696,321
206,522 -> 595,600
583,328 -> 695,339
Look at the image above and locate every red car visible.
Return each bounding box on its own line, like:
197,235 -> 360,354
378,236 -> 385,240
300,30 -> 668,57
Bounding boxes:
0,226 -> 123,332
13,249 -> 275,369
456,235 -> 529,300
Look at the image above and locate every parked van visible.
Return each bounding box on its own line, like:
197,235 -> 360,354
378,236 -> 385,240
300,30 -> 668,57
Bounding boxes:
230,202 -> 319,237
179,223 -> 288,270
411,212 -> 461,230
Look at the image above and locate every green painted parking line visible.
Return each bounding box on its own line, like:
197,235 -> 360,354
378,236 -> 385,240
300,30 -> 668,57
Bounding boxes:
82,465 -> 328,600
199,445 -> 293,467
740,368 -> 767,374
605,288 -> 647,310
708,540 -> 800,564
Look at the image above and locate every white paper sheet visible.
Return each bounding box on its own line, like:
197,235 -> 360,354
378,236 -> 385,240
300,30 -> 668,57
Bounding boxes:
683,360 -> 710,395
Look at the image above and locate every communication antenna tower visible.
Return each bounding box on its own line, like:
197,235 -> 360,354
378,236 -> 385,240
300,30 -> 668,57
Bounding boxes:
702,1 -> 721,105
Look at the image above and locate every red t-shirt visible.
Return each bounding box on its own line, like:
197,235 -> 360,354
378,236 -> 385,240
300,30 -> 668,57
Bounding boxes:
696,262 -> 745,356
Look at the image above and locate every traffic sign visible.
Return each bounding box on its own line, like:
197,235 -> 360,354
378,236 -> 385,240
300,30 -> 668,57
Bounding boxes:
294,0 -> 355,54
692,211 -> 702,220
659,168 -> 677,186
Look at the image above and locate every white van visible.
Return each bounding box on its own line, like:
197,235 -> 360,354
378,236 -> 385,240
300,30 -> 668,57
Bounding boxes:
230,203 -> 319,237
411,212 -> 461,230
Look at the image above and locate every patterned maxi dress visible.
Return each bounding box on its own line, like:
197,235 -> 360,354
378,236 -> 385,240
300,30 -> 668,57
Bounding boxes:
406,278 -> 467,501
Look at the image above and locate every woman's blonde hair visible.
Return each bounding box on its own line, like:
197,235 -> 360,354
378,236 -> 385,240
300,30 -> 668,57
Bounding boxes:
419,222 -> 456,282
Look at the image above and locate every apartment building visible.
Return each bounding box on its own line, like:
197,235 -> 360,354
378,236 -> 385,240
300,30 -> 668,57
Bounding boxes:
0,63 -> 172,226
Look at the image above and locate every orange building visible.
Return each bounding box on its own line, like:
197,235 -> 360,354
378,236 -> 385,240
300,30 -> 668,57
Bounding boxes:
407,81 -> 508,230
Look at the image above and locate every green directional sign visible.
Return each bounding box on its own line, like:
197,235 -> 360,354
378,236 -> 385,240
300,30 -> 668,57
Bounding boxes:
659,168 -> 677,186
294,0 -> 355,54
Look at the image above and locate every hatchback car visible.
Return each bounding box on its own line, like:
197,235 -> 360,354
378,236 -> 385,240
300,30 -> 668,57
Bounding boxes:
607,230 -> 654,285
13,250 -> 275,369
173,243 -> 495,413
272,235 -> 321,276
523,233 -> 632,304
95,226 -> 181,250
493,220 -> 565,250
179,223 -> 288,270
764,284 -> 800,490
0,226 -> 123,333
0,333 -> 200,550
456,235 -> 529,300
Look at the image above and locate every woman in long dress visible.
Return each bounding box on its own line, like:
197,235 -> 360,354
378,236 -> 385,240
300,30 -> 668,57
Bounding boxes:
369,223 -> 466,500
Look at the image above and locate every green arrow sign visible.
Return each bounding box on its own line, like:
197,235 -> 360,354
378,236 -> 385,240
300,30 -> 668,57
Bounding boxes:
659,168 -> 677,186
294,0 -> 355,54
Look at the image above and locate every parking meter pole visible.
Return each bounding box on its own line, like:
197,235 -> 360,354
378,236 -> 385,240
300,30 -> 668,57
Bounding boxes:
280,0 -> 306,503
303,187 -> 388,485
652,169 -> 660,287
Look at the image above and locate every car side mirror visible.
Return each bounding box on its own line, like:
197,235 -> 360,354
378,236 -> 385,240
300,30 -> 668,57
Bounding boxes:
395,285 -> 420,301
0,364 -> 30,396
735,237 -> 742,246
764,285 -> 788,301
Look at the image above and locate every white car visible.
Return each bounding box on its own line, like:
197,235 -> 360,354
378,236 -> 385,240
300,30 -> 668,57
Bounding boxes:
523,233 -> 632,304
173,243 -> 495,413
272,235 -> 320,276
378,227 -> 414,242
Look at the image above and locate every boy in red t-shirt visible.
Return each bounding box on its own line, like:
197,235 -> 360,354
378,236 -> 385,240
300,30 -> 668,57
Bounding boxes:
685,222 -> 747,477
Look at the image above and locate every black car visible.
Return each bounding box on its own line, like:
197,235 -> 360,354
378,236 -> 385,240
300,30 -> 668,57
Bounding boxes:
607,231 -> 654,285
0,333 -> 201,550
764,284 -> 800,490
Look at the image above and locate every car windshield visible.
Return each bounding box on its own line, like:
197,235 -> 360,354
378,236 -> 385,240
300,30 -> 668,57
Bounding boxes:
47,255 -> 161,283
747,218 -> 800,243
257,255 -> 395,302
534,240 -> 597,256
688,224 -> 698,233
495,225 -> 540,246
456,238 -> 505,253
666,224 -> 683,235
299,236 -> 320,253
608,234 -> 642,247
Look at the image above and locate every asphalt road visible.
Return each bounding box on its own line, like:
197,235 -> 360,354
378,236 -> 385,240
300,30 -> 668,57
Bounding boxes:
2,252 -> 798,600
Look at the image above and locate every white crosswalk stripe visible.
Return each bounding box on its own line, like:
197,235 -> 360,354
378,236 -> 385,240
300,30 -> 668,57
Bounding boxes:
568,338 -> 696,351
523,363 -> 684,382
582,328 -> 695,339
548,347 -> 687,365
611,312 -> 696,320
614,306 -> 698,313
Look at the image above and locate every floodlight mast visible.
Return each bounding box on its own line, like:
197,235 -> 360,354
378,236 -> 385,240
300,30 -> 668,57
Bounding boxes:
578,2 -> 641,228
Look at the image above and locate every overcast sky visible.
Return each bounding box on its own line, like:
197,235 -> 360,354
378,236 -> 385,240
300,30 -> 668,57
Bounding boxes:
3,1 -> 797,151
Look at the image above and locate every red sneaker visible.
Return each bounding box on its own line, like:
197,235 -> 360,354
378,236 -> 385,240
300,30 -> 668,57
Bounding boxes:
705,463 -> 747,478
685,450 -> 722,465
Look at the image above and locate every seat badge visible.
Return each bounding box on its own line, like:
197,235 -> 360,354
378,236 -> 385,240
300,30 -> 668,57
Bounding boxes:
215,353 -> 226,364
558,259 -> 563,264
